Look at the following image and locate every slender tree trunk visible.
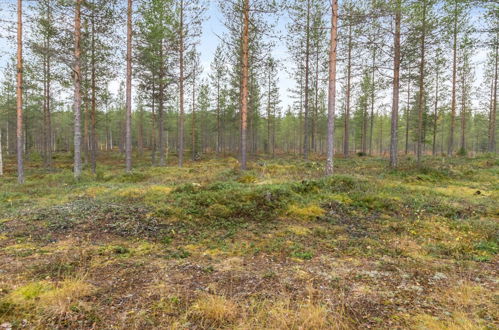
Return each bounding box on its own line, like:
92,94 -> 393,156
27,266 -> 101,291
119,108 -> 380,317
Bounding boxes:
90,10 -> 97,174
16,0 -> 24,184
125,0 -> 133,172
240,0 -> 249,170
0,129 -> 3,176
448,3 -> 458,156
379,110 -> 383,155
266,62 -> 272,154
191,65 -> 196,160
312,39 -> 320,153
158,48 -> 166,166
460,62 -> 466,153
344,21 -> 352,158
431,61 -> 440,156
488,42 -> 498,153
416,0 -> 426,165
390,0 -> 401,168
362,96 -> 368,154
138,106 -> 144,156
43,1 -> 52,170
178,0 -> 185,167
272,98 -> 276,157
216,78 -> 221,154
151,79 -> 157,164
369,48 -> 376,156
73,0 -> 82,178
303,0 -> 311,159
405,73 -> 411,155
83,67 -> 89,164
326,0 -> 338,175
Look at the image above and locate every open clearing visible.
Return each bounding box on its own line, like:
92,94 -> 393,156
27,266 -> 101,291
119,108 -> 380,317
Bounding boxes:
0,154 -> 497,329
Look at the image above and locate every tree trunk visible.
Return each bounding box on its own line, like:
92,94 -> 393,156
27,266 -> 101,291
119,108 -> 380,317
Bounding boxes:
16,0 -> 24,184
125,0 -> 133,172
390,0 -> 401,168
151,79 -> 157,164
302,0 -> 311,159
312,36 -> 320,153
240,0 -> 249,170
158,47 -> 166,166
73,0 -> 82,178
178,0 -> 185,167
326,0 -> 338,176
460,61 -> 466,153
369,48 -> 376,156
266,61 -> 272,154
0,129 -> 3,176
362,93 -> 368,154
83,67 -> 89,164
138,106 -> 144,156
432,66 -> 439,156
405,73 -> 411,155
488,42 -> 498,153
191,64 -> 196,161
43,0 -> 52,170
448,3 -> 458,156
216,77 -> 221,154
90,10 -> 97,174
344,21 -> 352,158
416,0 -> 426,165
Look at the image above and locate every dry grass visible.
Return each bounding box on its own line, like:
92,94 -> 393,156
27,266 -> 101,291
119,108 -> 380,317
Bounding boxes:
236,298 -> 351,330
0,154 -> 497,328
2,278 -> 94,318
190,294 -> 238,327
413,312 -> 483,330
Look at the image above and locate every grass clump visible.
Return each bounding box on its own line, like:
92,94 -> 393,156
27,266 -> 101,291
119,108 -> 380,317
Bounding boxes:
287,204 -> 325,221
1,279 -> 95,320
190,294 -> 238,326
170,182 -> 294,224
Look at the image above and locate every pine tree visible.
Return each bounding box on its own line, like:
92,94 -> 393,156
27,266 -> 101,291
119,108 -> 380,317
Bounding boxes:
73,0 -> 83,178
125,0 -> 133,172
390,0 -> 402,168
326,0 -> 338,175
16,0 -> 24,184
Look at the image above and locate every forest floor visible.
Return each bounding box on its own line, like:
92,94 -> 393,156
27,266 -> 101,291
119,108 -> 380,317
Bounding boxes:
0,152 -> 497,329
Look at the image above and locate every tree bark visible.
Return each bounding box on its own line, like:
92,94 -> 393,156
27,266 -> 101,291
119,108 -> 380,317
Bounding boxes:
151,78 -> 157,164
16,0 -> 24,184
191,63 -> 196,160
216,75 -> 221,154
344,21 -> 352,158
266,60 -> 272,154
326,0 -> 338,176
460,59 -> 467,153
178,0 -> 185,167
390,0 -> 401,168
303,0 -> 311,160
125,0 -> 133,172
43,0 -> 52,170
432,66 -> 439,156
369,48 -> 376,156
0,129 -> 3,176
240,0 -> 249,170
488,42 -> 498,153
405,74 -> 411,155
73,0 -> 82,178
416,0 -> 426,165
448,2 -> 458,156
91,9 -> 97,174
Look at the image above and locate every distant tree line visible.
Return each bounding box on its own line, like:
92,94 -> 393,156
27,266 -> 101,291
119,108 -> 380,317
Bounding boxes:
0,0 -> 497,183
